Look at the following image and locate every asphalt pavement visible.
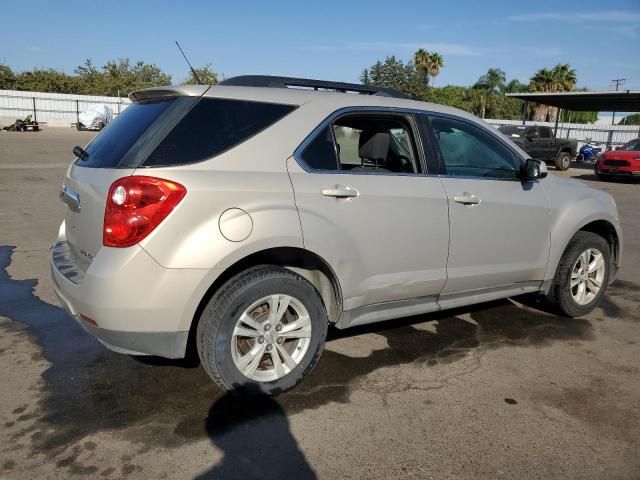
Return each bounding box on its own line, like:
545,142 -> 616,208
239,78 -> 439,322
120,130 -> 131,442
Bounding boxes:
1,128 -> 639,479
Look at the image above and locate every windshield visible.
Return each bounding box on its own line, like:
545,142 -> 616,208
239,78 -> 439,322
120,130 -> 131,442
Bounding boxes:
498,125 -> 527,138
620,139 -> 640,151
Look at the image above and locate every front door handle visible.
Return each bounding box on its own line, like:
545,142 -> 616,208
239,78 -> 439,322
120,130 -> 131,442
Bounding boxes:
321,185 -> 359,199
453,192 -> 480,205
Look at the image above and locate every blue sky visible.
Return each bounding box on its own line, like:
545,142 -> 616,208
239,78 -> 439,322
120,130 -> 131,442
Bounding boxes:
2,0 -> 639,91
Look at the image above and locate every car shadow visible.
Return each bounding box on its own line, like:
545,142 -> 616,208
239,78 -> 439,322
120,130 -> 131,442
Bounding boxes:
1,244 -> 632,474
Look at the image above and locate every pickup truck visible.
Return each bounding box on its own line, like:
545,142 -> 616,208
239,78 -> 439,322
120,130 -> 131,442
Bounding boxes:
498,125 -> 578,171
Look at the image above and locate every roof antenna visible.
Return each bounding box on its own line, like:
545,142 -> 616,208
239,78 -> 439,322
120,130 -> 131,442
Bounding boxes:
175,41 -> 203,84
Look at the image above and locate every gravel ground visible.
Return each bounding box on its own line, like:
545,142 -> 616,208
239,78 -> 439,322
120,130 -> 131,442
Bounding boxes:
1,128 -> 639,479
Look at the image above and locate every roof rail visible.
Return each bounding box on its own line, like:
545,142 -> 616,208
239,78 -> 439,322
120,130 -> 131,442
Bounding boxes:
219,75 -> 410,99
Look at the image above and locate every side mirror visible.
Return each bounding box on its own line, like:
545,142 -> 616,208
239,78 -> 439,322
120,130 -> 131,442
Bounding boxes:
522,158 -> 547,180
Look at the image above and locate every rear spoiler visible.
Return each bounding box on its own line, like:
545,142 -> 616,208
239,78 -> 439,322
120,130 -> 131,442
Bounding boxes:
128,85 -> 210,103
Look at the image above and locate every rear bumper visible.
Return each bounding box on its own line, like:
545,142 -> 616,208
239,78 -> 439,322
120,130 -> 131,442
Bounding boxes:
51,239 -> 216,358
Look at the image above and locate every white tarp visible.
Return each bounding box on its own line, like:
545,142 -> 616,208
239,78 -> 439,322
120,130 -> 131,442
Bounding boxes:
78,104 -> 113,129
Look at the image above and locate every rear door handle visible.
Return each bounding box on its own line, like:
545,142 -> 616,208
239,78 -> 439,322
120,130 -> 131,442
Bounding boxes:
453,192 -> 480,205
321,185 -> 359,198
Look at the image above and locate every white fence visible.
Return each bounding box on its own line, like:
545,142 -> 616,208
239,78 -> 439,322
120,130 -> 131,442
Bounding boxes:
486,118 -> 639,146
0,89 -> 131,125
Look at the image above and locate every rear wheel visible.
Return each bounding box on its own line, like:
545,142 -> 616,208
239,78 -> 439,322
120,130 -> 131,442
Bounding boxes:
555,151 -> 572,171
549,231 -> 610,317
197,266 -> 328,395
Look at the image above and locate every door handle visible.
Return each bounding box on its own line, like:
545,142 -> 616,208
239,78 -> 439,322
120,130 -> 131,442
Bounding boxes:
321,185 -> 359,198
453,192 -> 480,205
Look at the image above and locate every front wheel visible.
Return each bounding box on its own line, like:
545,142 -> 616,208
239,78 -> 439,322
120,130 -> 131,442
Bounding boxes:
555,151 -> 572,171
197,266 -> 328,395
549,232 -> 611,317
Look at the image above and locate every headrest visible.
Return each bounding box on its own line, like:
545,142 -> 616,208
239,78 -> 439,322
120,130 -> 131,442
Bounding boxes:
359,131 -> 390,161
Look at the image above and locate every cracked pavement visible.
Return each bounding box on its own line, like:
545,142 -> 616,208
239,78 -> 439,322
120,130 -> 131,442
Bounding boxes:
1,129 -> 639,479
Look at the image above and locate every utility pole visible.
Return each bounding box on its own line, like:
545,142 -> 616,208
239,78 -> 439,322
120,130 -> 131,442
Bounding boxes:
610,78 -> 626,125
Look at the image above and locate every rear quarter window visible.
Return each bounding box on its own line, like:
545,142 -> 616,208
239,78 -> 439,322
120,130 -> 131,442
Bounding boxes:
143,98 -> 297,166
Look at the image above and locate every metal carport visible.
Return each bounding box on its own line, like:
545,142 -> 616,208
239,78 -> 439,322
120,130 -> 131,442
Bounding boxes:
506,90 -> 640,141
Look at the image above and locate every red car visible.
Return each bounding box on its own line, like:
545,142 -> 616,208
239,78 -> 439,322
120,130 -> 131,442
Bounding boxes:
595,138 -> 640,180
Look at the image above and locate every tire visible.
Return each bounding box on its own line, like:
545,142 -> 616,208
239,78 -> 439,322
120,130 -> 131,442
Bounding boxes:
197,265 -> 328,395
576,153 -> 584,163
549,231 -> 611,317
555,151 -> 572,171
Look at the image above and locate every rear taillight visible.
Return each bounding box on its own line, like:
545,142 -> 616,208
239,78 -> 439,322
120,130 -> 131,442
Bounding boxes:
103,176 -> 186,248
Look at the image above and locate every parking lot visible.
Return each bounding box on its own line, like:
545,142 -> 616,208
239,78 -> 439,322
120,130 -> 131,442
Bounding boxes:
1,128 -> 639,479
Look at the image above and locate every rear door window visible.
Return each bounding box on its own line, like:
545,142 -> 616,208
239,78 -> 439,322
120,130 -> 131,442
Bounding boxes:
77,99 -> 175,168
143,98 -> 296,166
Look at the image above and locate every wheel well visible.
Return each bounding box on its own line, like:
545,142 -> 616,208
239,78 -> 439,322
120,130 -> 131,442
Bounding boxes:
186,247 -> 342,358
579,220 -> 620,267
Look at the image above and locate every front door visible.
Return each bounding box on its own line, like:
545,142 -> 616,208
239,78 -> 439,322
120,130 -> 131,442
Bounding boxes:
288,111 -> 450,312
425,114 -> 551,297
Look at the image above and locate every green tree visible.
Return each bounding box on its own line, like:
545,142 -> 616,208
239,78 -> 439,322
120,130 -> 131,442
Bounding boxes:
181,63 -> 219,85
0,64 -> 16,90
14,68 -> 81,94
361,56 -> 427,100
619,113 -> 640,125
503,79 -> 528,93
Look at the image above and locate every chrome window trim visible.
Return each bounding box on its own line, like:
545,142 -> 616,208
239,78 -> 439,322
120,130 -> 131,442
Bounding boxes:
293,106 -> 529,180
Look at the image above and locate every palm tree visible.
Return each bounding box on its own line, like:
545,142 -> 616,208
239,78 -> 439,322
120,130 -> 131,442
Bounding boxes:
413,49 -> 430,86
474,68 -> 506,94
551,63 -> 576,92
529,64 -> 577,120
529,68 -> 555,121
427,52 -> 444,86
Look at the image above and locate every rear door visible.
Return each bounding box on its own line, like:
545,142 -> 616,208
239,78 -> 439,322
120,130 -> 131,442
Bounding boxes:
288,110 -> 450,312
424,113 -> 551,298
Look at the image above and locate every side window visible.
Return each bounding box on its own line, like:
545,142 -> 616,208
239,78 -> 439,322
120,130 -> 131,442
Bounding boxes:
300,126 -> 339,171
144,98 -> 296,166
428,115 -> 520,179
331,115 -> 418,174
539,127 -> 551,139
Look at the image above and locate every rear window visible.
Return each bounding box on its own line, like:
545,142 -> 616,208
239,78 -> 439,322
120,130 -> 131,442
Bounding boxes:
78,98 -> 175,168
143,98 -> 297,166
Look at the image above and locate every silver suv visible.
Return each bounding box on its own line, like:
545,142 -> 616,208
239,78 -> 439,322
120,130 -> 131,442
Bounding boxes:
52,76 -> 622,394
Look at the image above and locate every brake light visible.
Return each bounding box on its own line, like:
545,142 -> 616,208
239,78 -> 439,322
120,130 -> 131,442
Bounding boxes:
103,176 -> 186,247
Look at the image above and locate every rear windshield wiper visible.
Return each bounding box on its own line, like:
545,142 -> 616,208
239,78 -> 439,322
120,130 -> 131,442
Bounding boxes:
73,145 -> 89,161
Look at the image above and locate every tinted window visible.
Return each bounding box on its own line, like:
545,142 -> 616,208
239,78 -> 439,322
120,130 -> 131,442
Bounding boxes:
429,115 -> 519,179
300,126 -> 339,170
78,99 -> 174,168
144,98 -> 296,166
539,127 -> 552,138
